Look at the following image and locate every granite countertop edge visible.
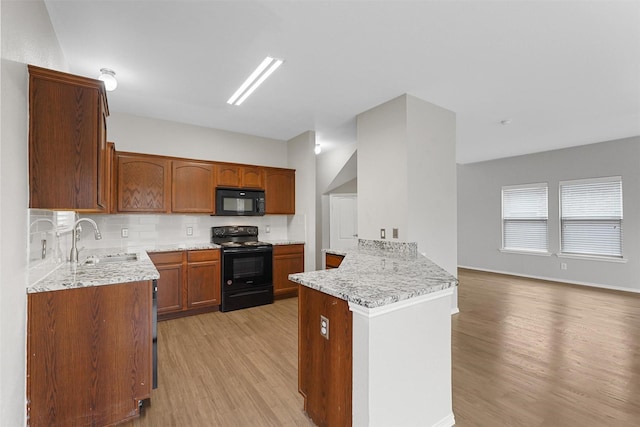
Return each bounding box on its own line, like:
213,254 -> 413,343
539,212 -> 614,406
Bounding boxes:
28,240 -> 306,294
290,246 -> 457,309
28,247 -> 160,294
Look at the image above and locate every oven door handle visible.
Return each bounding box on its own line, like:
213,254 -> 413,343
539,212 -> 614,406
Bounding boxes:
223,246 -> 272,254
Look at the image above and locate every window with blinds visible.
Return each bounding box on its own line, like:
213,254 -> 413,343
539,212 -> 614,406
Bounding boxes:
502,183 -> 549,252
560,177 -> 623,258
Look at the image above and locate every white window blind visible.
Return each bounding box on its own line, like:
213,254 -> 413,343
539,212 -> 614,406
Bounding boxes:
502,183 -> 548,252
560,177 -> 623,258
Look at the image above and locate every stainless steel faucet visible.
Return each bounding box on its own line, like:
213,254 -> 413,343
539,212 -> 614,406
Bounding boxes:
70,218 -> 102,263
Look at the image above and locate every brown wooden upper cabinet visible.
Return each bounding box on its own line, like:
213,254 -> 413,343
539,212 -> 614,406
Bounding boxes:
216,163 -> 265,189
117,153 -> 171,213
265,168 -> 295,214
28,65 -> 110,212
172,160 -> 216,213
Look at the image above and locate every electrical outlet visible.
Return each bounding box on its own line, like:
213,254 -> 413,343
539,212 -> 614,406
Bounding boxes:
561,262 -> 567,270
121,228 -> 129,238
320,315 -> 329,340
186,226 -> 193,236
393,228 -> 398,239
380,228 -> 386,239
265,225 -> 271,233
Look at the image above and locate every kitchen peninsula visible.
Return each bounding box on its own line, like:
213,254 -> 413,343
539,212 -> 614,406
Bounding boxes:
289,240 -> 457,427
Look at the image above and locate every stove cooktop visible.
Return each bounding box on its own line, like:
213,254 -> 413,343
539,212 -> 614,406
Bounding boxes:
219,241 -> 272,248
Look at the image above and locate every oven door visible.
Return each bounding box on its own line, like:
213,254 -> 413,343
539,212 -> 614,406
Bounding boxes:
222,247 -> 273,292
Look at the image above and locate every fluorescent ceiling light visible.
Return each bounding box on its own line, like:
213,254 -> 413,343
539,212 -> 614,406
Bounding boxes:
227,56 -> 283,106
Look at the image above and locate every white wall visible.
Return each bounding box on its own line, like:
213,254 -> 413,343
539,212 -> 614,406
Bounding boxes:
286,131 -> 316,272
357,95 -> 409,240
406,95 -> 457,278
458,136 -> 640,292
357,95 -> 457,276
316,142 -> 357,268
1,0 -> 67,424
108,112 -> 288,168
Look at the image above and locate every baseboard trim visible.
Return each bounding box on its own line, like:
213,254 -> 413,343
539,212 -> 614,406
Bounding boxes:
432,413 -> 455,427
458,265 -> 640,294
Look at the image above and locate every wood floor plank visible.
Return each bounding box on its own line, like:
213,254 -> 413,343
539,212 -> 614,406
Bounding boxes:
453,269 -> 640,427
122,298 -> 315,427
123,270 -> 640,426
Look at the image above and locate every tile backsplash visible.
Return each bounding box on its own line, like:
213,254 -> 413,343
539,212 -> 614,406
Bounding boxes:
28,209 -> 77,284
28,209 -> 305,286
80,214 -> 293,250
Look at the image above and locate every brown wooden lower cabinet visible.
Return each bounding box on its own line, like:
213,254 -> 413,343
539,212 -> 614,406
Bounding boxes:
149,249 -> 220,320
325,253 -> 345,269
150,251 -> 184,315
273,244 -> 304,298
186,249 -> 221,308
298,285 -> 352,427
27,281 -> 152,427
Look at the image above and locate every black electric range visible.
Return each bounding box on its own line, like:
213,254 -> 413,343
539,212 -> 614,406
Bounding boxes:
211,226 -> 273,312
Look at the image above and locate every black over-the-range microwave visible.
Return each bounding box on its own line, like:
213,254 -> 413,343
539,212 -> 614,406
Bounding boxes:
215,188 -> 265,216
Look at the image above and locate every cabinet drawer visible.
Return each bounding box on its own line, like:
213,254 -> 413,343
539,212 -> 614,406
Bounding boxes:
273,244 -> 304,256
187,249 -> 220,262
149,251 -> 183,265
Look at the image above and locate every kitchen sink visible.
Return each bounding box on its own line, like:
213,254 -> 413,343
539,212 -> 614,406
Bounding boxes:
83,253 -> 138,265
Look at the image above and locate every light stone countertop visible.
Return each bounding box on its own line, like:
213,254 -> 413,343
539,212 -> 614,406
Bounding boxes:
289,240 -> 457,309
147,243 -> 221,253
266,240 -> 305,246
27,247 -> 160,294
28,241 -> 306,294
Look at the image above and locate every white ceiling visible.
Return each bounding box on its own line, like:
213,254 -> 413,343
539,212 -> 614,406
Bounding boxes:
44,0 -> 640,164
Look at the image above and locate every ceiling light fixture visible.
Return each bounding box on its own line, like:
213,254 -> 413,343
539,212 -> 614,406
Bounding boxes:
98,68 -> 117,91
314,143 -> 322,155
227,56 -> 283,106
500,119 -> 512,126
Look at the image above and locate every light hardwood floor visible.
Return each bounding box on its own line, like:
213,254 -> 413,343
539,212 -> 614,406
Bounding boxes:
125,270 -> 640,426
453,269 -> 640,427
123,298 -> 315,427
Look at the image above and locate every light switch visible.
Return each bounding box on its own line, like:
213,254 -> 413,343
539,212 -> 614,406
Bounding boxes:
380,228 -> 386,239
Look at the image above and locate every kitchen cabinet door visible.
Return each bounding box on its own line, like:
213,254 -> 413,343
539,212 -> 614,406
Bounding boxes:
216,164 -> 265,189
27,281 -> 152,427
117,153 -> 171,213
187,250 -> 221,308
216,164 -> 241,188
149,252 -> 185,316
240,166 -> 265,189
172,160 -> 215,213
107,142 -> 117,213
265,168 -> 296,214
273,244 -> 304,298
28,65 -> 110,212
